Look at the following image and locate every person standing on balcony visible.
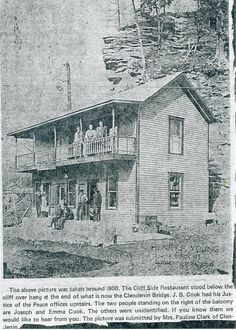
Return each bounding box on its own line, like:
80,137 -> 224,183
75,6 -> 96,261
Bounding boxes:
77,189 -> 88,221
92,189 -> 102,222
73,125 -> 83,157
96,121 -> 107,153
96,121 -> 107,138
85,124 -> 96,140
84,124 -> 97,156
35,191 -> 42,217
109,126 -> 118,152
109,126 -> 117,137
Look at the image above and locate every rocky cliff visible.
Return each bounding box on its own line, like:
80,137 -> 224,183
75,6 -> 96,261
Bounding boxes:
102,11 -> 230,220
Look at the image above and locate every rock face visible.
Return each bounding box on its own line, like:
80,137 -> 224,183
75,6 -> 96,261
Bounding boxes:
102,14 -> 200,86
102,11 -> 230,221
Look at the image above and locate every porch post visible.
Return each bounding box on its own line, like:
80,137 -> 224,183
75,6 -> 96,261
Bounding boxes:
64,174 -> 69,204
112,108 -> 115,128
112,108 -> 115,153
15,136 -> 18,168
80,118 -> 83,131
32,132 -> 36,164
54,126 -> 57,161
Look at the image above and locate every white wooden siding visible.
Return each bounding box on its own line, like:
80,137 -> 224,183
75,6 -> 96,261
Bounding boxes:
139,82 -> 209,224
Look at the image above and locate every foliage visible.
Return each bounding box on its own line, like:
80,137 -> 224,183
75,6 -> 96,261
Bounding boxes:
193,0 -> 228,60
140,0 -> 174,18
194,0 -> 228,41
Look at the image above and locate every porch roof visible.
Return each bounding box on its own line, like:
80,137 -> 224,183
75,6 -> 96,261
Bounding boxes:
8,72 -> 216,138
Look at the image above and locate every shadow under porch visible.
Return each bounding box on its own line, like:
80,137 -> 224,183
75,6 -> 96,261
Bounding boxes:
31,160 -> 137,242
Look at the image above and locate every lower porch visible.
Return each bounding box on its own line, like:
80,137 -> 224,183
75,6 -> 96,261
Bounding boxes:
19,216 -> 115,246
4,215 -> 171,247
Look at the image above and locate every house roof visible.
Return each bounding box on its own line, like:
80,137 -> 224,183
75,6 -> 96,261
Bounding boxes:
114,72 -> 182,102
8,72 -> 216,138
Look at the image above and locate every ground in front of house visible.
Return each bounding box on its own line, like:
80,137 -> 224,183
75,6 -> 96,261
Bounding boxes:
3,221 -> 233,278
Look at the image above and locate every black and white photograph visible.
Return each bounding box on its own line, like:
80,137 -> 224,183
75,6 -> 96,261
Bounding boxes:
2,0 -> 233,281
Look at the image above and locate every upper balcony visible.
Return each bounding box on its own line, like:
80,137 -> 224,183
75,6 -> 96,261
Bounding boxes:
16,136 -> 136,172
9,99 -> 139,173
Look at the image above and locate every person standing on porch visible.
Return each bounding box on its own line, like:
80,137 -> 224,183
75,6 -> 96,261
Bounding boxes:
92,189 -> 102,222
41,191 -> 49,217
77,190 -> 88,220
35,191 -> 42,217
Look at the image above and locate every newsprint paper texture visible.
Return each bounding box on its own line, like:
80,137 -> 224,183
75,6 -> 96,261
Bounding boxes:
1,0 -> 236,329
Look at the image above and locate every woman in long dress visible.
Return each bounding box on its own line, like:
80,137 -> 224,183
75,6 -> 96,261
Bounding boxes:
41,191 -> 49,217
73,126 -> 83,157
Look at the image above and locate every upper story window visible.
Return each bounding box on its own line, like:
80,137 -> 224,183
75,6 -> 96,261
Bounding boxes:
106,176 -> 118,209
169,173 -> 183,209
169,116 -> 184,155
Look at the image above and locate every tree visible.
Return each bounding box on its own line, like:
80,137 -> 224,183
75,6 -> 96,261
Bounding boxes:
140,0 -> 174,47
160,0 -> 173,14
131,0 -> 147,81
140,0 -> 173,16
194,0 -> 228,62
117,0 -> 121,30
233,1 -> 236,66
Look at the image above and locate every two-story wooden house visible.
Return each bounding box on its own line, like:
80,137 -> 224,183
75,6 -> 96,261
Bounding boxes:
8,73 -> 216,244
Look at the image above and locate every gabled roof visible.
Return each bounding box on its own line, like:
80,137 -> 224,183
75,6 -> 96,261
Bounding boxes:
8,72 -> 216,138
114,72 -> 182,102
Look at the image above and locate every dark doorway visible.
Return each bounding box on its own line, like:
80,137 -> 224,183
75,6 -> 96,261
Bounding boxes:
87,179 -> 98,220
33,181 -> 41,206
57,184 -> 66,206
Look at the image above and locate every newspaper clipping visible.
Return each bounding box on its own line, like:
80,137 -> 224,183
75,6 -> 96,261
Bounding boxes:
1,0 -> 236,328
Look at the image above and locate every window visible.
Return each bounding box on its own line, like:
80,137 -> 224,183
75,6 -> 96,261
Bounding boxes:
169,173 -> 183,209
106,176 -> 118,209
68,179 -> 76,207
169,116 -> 184,154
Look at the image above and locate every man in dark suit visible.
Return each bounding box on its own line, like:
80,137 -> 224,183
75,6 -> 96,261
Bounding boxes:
93,189 -> 102,222
59,203 -> 74,229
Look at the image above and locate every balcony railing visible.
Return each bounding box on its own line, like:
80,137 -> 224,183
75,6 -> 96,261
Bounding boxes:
16,136 -> 136,170
17,152 -> 35,168
35,148 -> 55,166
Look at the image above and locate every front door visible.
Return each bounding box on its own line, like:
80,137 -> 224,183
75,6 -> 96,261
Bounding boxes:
57,184 -> 66,206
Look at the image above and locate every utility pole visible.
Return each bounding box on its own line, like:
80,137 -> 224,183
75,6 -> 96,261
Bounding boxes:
65,62 -> 72,111
117,0 -> 121,30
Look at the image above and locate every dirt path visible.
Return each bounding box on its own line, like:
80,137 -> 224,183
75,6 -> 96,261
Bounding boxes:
3,223 -> 232,278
